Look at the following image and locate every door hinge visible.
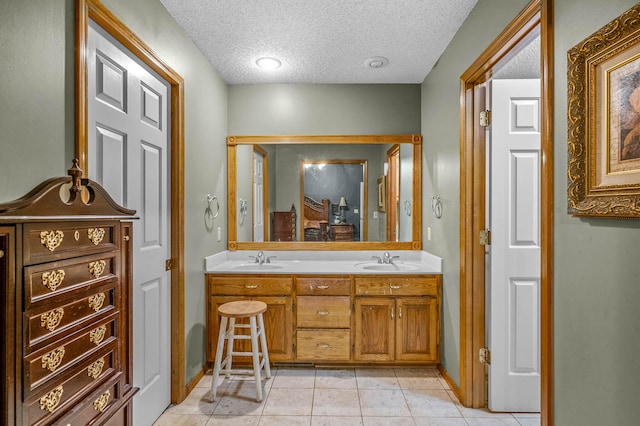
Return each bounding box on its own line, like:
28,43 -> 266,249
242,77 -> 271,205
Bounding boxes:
480,110 -> 491,127
479,347 -> 491,364
479,229 -> 491,246
165,259 -> 173,271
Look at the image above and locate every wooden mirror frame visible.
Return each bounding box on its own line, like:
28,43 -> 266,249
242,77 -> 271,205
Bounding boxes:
227,134 -> 422,250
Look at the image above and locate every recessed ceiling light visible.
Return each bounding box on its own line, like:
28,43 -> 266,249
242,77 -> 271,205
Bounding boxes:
364,56 -> 389,69
256,57 -> 282,70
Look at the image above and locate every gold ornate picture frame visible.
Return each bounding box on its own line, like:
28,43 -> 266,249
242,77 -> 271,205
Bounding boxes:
568,4 -> 640,218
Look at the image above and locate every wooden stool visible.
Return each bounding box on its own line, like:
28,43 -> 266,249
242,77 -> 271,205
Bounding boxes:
210,300 -> 271,402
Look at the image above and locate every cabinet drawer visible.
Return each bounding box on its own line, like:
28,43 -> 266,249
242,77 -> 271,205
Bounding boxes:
208,275 -> 292,295
354,276 -> 439,296
26,284 -> 117,352
24,316 -> 117,395
62,374 -> 124,426
296,277 -> 351,295
23,222 -> 118,266
296,329 -> 350,361
24,346 -> 118,425
297,296 -> 351,328
24,251 -> 118,310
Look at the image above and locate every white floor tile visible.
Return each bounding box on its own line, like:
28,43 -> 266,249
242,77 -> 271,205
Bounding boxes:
262,388 -> 314,416
358,389 -> 411,417
311,416 -> 364,426
315,369 -> 357,389
312,388 -> 361,416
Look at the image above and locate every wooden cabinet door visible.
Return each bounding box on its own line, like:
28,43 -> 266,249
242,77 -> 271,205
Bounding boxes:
354,298 -> 394,361
395,297 -> 439,362
208,296 -> 293,363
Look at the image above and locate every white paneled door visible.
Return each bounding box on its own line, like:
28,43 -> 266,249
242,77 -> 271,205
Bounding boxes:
489,79 -> 541,412
88,20 -> 171,426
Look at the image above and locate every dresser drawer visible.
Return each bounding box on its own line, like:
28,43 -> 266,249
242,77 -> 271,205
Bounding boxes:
25,284 -> 116,352
23,346 -> 118,425
62,373 -> 124,426
24,251 -> 118,309
296,277 -> 351,295
24,316 -> 117,395
354,276 -> 439,296
23,222 -> 119,266
296,329 -> 350,361
208,275 -> 292,295
297,296 -> 351,328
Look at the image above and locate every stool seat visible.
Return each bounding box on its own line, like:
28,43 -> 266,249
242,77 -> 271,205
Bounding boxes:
210,300 -> 271,402
218,300 -> 267,318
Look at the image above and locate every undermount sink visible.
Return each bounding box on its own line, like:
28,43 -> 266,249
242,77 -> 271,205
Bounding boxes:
356,262 -> 420,272
230,263 -> 283,271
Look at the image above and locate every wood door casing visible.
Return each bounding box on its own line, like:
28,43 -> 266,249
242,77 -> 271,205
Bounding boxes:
354,298 -> 394,361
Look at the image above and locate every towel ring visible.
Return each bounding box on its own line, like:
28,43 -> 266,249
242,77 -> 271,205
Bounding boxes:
206,194 -> 220,218
431,195 -> 442,219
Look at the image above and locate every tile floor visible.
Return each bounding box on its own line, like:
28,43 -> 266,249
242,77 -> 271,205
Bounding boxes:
154,367 -> 540,426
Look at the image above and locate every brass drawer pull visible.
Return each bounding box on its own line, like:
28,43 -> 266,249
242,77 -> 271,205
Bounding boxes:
0,249 -> 4,258
89,325 -> 107,345
42,347 -> 66,372
317,311 -> 330,316
74,230 -> 80,241
389,285 -> 403,290
88,358 -> 105,379
244,285 -> 258,289
42,269 -> 66,292
89,260 -> 107,279
40,385 -> 63,412
93,390 -> 111,412
317,343 -> 332,349
398,307 -> 403,319
41,308 -> 64,332
316,285 -> 330,289
88,293 -> 106,312
391,307 -> 395,320
40,230 -> 64,252
123,235 -> 130,241
88,228 -> 105,245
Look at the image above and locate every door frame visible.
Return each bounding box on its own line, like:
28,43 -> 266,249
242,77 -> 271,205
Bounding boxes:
459,0 -> 553,424
386,144 -> 400,242
75,0 -> 187,404
252,145 -> 268,242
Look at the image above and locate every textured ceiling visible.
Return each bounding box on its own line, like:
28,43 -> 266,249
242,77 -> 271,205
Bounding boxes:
159,0 -> 478,85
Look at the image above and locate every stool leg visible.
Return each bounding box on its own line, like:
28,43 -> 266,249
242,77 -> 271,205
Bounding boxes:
249,315 -> 263,402
224,317 -> 236,379
210,315 -> 228,402
257,313 -> 271,379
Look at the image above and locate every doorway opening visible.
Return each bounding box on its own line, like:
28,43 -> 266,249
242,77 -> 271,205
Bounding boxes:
458,0 -> 553,424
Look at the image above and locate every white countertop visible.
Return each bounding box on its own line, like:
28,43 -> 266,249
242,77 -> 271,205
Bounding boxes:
204,250 -> 442,274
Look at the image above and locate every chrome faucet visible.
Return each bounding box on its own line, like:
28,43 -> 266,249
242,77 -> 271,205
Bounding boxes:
371,255 -> 383,264
249,251 -> 266,264
383,251 -> 400,264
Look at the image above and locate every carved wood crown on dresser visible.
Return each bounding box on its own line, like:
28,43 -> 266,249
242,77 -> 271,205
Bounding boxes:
0,160 -> 138,426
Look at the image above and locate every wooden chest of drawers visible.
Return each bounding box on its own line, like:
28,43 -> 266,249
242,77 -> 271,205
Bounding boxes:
0,166 -> 137,425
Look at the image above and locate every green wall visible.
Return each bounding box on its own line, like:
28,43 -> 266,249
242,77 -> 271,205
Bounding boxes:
228,84 -> 421,135
420,0 -> 531,387
554,0 -> 640,424
0,0 -> 228,386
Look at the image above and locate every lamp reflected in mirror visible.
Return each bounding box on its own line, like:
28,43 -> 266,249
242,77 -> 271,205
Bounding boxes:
338,196 -> 347,223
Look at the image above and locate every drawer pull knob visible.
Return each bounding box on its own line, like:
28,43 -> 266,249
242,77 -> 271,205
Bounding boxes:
41,308 -> 64,332
40,230 -> 64,252
316,285 -> 330,289
88,293 -> 106,312
42,347 -> 65,372
0,249 -> 4,258
88,228 -> 106,245
88,358 -> 105,379
40,385 -> 63,412
42,269 -> 66,292
317,311 -> 330,316
389,285 -> 403,290
244,285 -> 258,289
90,325 -> 107,345
93,390 -> 111,413
89,260 -> 107,279
123,235 -> 130,242
317,343 -> 332,349
74,230 -> 80,241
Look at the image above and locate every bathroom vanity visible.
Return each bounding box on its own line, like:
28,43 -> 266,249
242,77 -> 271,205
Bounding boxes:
205,251 -> 442,366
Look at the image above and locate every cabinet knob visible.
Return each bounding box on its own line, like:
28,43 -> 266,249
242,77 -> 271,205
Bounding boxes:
123,235 -> 130,241
0,249 -> 4,258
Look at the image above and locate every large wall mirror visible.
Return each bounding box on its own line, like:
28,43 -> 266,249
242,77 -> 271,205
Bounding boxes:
227,134 -> 422,250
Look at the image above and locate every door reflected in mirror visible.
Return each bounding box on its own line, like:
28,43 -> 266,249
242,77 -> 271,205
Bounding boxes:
227,135 -> 422,250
